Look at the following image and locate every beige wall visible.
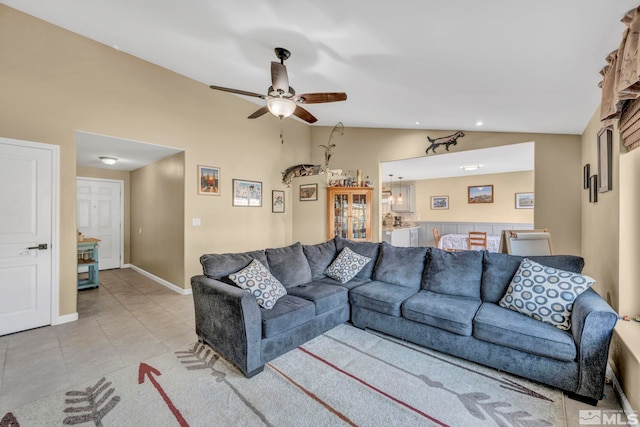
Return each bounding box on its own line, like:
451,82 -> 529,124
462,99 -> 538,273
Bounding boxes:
391,172 -> 534,223
76,166 -> 131,265
309,128 -> 581,254
0,5 -> 310,313
580,110 -> 620,308
131,152 -> 185,286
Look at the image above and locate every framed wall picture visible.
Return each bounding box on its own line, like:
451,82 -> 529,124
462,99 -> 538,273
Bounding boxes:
468,185 -> 493,203
589,175 -> 598,203
232,179 -> 262,206
515,192 -> 534,209
431,195 -> 449,210
272,190 -> 285,213
299,183 -> 318,201
198,165 -> 220,195
583,164 -> 590,189
597,127 -> 613,193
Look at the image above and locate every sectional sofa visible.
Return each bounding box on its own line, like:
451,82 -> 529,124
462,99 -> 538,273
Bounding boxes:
191,236 -> 618,404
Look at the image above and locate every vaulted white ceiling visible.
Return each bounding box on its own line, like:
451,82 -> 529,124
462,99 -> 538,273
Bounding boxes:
4,0 -> 637,135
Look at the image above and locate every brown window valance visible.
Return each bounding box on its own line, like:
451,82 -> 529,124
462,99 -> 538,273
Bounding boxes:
600,6 -> 640,150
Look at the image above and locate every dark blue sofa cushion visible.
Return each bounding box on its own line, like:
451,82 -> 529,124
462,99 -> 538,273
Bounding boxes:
313,276 -> 371,290
266,242 -> 313,288
335,236 -> 380,280
473,302 -> 577,362
200,249 -> 268,285
402,291 -> 481,336
422,248 -> 483,299
349,281 -> 417,317
373,242 -> 428,290
260,295 -> 315,338
481,252 -> 586,303
287,283 -> 348,315
302,239 -> 337,280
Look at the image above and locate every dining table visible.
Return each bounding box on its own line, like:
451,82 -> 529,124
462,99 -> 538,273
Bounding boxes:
438,233 -> 501,253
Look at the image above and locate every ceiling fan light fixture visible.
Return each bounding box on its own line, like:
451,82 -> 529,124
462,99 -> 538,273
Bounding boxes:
99,156 -> 118,165
267,98 -> 296,119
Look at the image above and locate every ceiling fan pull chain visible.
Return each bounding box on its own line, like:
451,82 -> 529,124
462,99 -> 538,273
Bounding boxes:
280,119 -> 285,144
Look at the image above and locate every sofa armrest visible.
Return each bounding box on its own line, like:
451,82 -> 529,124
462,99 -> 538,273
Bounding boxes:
570,288 -> 618,400
191,275 -> 263,377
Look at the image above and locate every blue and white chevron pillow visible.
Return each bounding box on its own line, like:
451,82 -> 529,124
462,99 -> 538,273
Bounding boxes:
324,247 -> 371,284
499,258 -> 595,330
229,259 -> 287,309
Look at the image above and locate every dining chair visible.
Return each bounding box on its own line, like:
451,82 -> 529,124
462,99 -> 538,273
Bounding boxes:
468,231 -> 488,250
432,228 -> 441,248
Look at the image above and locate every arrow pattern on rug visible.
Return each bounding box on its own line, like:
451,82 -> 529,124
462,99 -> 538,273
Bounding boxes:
175,343 -> 273,427
355,332 -> 553,402
419,375 -> 552,427
322,334 -> 553,427
62,377 -> 120,427
138,363 -> 189,427
0,412 -> 19,427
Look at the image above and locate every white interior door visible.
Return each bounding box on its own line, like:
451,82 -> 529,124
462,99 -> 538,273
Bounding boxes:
0,139 -> 53,336
76,178 -> 122,270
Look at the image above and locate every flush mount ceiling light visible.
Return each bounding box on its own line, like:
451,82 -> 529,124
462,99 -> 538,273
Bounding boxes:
462,164 -> 481,171
267,98 -> 297,119
99,156 -> 118,165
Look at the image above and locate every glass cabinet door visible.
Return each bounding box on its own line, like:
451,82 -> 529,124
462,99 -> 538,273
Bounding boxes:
351,193 -> 368,240
333,193 -> 349,238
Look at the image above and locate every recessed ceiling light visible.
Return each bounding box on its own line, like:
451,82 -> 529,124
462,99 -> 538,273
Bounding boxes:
476,121 -> 484,126
415,121 -> 421,125
462,164 -> 481,171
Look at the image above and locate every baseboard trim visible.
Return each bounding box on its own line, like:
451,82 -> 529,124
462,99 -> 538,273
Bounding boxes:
52,312 -> 78,325
127,265 -> 192,295
606,364 -> 635,417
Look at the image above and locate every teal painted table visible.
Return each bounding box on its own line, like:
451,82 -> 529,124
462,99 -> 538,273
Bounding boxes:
77,238 -> 100,289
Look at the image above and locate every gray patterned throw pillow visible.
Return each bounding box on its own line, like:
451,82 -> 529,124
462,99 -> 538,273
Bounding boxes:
499,258 -> 595,330
229,259 -> 286,309
324,247 -> 371,284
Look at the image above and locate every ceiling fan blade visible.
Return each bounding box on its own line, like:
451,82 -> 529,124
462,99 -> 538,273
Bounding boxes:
209,85 -> 266,99
293,105 -> 318,123
298,92 -> 347,104
271,62 -> 289,94
247,105 -> 270,119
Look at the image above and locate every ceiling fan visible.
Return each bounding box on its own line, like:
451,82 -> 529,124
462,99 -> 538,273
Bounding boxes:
209,47 -> 347,124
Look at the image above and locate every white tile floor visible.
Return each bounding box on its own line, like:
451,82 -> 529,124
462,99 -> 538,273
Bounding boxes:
0,268 -> 627,425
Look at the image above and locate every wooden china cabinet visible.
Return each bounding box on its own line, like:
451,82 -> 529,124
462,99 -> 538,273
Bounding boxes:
327,187 -> 373,241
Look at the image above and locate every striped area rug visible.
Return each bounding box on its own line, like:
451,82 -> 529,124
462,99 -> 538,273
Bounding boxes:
4,324 -> 564,426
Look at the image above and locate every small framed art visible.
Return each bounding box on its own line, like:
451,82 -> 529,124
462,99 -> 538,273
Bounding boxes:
431,195 -> 449,210
515,192 -> 534,209
299,183 -> 318,201
232,179 -> 262,207
597,127 -> 613,193
583,164 -> 590,189
198,165 -> 220,195
589,175 -> 598,203
468,185 -> 493,203
272,190 -> 285,213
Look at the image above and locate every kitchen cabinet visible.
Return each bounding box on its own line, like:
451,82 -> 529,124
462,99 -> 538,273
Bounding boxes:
327,187 -> 373,241
382,227 -> 420,247
391,184 -> 414,212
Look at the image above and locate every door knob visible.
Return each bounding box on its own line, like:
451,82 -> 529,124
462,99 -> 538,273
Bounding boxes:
27,244 -> 48,250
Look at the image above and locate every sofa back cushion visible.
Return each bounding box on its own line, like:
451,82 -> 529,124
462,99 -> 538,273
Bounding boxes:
422,248 -> 483,299
303,239 -> 337,280
373,242 -> 428,290
200,249 -> 268,285
334,236 -> 380,280
266,242 -> 313,288
481,252 -> 585,303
